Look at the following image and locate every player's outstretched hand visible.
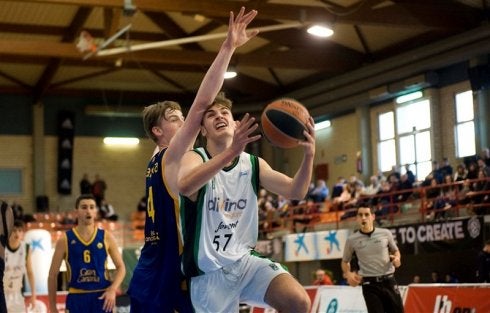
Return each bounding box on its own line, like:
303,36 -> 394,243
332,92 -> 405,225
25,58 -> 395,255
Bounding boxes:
230,113 -> 261,156
225,7 -> 259,50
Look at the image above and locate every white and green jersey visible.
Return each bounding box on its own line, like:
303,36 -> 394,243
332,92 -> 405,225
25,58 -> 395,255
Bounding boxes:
4,241 -> 27,294
181,148 -> 260,277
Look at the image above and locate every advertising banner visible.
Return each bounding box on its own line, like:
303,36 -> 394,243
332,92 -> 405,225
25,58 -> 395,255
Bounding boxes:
24,229 -> 52,294
284,229 -> 351,262
404,284 -> 490,313
388,216 -> 483,254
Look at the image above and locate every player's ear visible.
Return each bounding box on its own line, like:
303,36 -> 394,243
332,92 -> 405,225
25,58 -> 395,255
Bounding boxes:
200,125 -> 207,137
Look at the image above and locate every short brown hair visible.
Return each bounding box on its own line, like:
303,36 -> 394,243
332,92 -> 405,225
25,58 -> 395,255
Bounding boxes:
142,101 -> 182,143
75,194 -> 96,209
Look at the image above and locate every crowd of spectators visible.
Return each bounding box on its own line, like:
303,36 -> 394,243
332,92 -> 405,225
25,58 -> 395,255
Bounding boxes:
258,148 -> 490,235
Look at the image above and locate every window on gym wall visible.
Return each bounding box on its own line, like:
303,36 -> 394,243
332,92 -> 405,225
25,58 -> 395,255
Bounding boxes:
397,99 -> 432,179
378,111 -> 396,172
377,97 -> 432,180
455,90 -> 476,158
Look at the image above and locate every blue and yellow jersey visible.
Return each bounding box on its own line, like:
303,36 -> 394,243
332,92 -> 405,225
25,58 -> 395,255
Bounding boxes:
128,148 -> 184,304
65,228 -> 111,293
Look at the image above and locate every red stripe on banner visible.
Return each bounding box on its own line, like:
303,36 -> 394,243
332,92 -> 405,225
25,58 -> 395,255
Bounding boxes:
404,284 -> 490,313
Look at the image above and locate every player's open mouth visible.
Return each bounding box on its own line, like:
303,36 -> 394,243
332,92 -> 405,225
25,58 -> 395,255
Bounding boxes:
215,122 -> 227,129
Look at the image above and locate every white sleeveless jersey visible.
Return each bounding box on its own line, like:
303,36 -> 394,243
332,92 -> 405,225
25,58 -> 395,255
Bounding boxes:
4,241 -> 27,293
181,148 -> 260,275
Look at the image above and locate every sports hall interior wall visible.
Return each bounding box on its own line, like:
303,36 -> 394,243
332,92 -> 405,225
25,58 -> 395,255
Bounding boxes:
0,62 -> 489,287
0,66 -> 488,219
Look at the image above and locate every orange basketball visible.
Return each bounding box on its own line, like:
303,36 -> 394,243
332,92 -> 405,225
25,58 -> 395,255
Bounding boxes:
261,98 -> 309,148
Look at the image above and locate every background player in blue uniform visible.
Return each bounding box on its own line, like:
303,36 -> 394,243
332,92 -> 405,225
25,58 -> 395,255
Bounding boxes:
127,7 -> 259,313
48,194 -> 126,313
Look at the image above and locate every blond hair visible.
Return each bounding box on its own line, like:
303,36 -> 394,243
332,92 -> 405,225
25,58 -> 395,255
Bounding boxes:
142,101 -> 182,143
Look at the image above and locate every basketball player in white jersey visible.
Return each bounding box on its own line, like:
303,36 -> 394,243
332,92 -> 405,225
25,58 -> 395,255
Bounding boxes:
178,94 -> 316,313
4,220 -> 36,312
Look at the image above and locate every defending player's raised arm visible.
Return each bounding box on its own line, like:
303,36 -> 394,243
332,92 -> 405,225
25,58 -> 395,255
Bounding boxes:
48,235 -> 67,313
166,7 -> 259,162
259,117 -> 315,200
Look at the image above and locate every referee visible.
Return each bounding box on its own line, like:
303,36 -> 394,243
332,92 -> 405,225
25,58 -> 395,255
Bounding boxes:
341,206 -> 404,313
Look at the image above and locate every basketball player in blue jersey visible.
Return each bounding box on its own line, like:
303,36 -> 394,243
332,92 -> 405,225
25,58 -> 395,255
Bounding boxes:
177,95 -> 316,312
48,194 -> 126,313
127,7 -> 259,313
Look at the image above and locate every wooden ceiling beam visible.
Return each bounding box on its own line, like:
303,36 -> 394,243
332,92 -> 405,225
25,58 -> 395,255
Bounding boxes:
0,69 -> 32,90
103,8 -> 122,40
144,11 -> 203,50
340,0 -> 480,29
0,22 -> 174,42
33,6 -> 93,100
11,0 -> 480,29
11,0 -> 335,23
0,39 -> 347,70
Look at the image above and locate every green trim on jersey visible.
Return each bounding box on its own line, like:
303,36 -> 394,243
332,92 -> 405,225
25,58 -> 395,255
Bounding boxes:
250,154 -> 259,197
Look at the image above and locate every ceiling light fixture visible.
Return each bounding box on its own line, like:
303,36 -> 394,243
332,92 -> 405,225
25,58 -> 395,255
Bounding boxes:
396,91 -> 423,104
307,25 -> 334,38
315,120 -> 331,131
224,67 -> 237,79
103,137 -> 140,146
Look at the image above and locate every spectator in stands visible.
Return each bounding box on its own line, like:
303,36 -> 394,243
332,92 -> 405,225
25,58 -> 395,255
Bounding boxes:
334,184 -> 353,210
136,196 -> 147,212
476,240 -> 490,283
444,272 -> 459,283
276,194 -> 291,222
397,173 -> 413,202
99,199 -> 119,221
477,157 -> 490,177
386,165 -> 401,184
425,178 -> 442,220
434,174 -> 457,220
425,160 -> 444,185
331,177 -> 346,199
312,269 -> 333,286
467,161 -> 479,180
453,163 -> 468,184
404,164 -> 416,186
430,271 -> 443,283
440,157 -> 453,178
10,201 -> 23,221
79,173 -> 92,195
362,175 -> 381,197
371,180 -> 398,224
479,147 -> 490,167
467,169 -> 490,215
91,174 -> 107,208
412,275 -> 421,283
376,170 -> 387,183
308,179 -> 329,203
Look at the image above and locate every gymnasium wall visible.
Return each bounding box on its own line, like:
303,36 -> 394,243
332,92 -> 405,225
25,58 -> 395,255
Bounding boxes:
0,79 -> 480,220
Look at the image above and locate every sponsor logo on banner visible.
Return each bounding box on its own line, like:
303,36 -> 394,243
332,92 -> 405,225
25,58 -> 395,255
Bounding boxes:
284,229 -> 351,262
404,284 -> 489,313
388,217 -> 483,254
